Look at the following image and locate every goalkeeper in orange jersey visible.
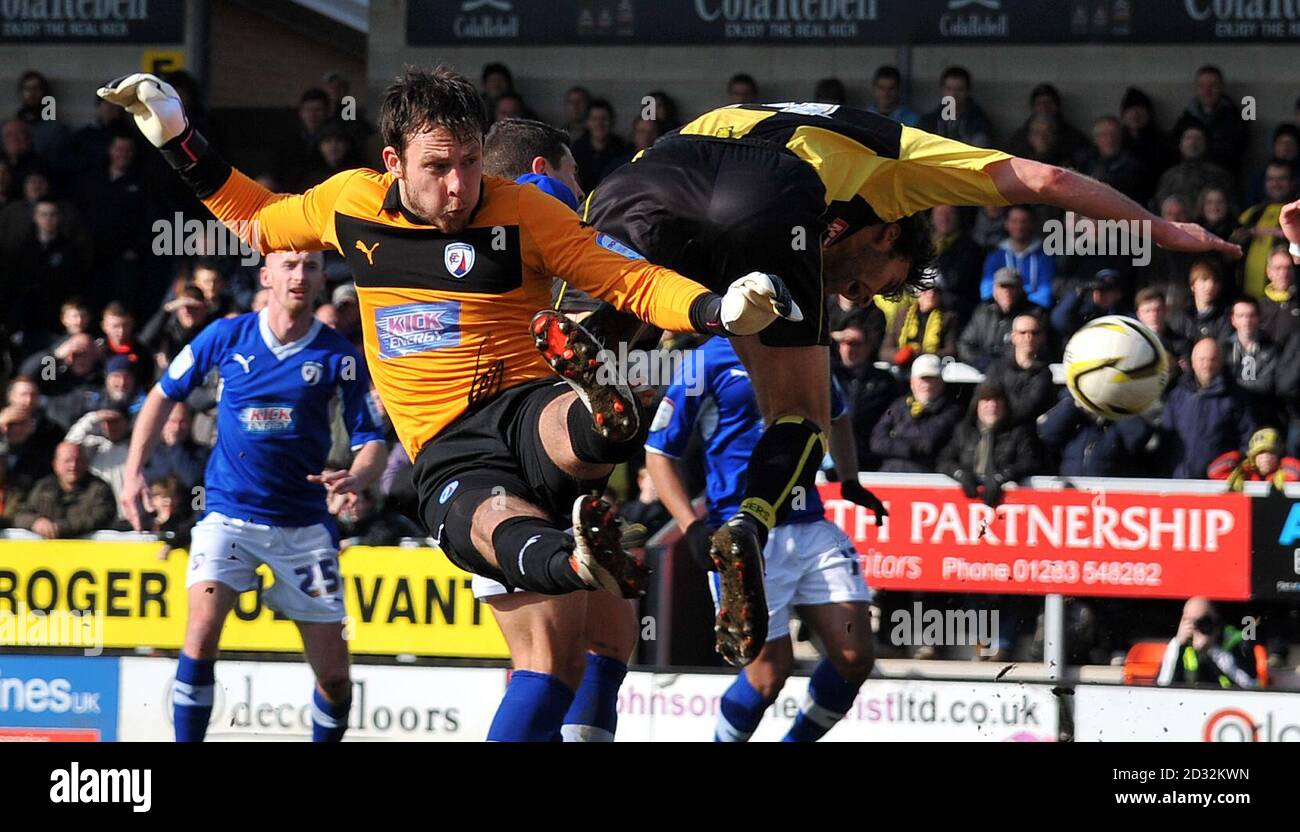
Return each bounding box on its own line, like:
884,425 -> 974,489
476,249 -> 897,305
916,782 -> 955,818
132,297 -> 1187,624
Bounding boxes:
98,66 -> 797,741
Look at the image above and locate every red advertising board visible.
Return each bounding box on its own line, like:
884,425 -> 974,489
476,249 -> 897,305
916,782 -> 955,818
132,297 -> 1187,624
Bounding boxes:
818,484 -> 1251,600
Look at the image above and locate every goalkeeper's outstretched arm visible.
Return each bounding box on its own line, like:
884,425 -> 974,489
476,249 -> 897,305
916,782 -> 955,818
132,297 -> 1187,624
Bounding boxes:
98,73 -> 344,254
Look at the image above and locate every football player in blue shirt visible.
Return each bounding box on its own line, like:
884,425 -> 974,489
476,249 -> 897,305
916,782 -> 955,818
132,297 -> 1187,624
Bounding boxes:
120,250 -> 387,742
478,118 -> 636,742
646,337 -> 881,741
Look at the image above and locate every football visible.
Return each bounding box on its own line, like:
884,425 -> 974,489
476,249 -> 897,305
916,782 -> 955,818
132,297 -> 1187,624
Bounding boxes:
1063,315 -> 1169,421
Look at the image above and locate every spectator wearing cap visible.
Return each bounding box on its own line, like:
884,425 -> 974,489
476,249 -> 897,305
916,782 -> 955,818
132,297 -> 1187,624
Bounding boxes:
984,313 -> 1057,429
101,354 -> 145,416
1037,395 -> 1156,478
1119,87 -> 1175,207
64,402 -> 132,518
928,205 -> 985,325
1154,124 -> 1236,220
1162,338 -> 1256,479
1171,65 -> 1250,175
958,268 -> 1035,371
1245,124 -> 1299,206
1051,268 -> 1133,342
1259,245 -> 1299,347
979,205 -> 1054,309
141,285 -> 214,368
940,380 -> 1041,507
1208,427 -> 1300,491
866,66 -> 918,126
1077,115 -> 1147,204
880,288 -> 958,367
3,441 -> 115,538
869,354 -> 962,474
1221,296 -> 1284,425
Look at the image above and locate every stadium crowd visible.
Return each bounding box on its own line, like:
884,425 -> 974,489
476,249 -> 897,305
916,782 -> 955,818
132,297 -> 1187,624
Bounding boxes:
1,62 -> 1297,669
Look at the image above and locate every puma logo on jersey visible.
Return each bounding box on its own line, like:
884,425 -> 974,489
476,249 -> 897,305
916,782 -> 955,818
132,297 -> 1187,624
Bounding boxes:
355,239 -> 380,265
232,354 -> 255,373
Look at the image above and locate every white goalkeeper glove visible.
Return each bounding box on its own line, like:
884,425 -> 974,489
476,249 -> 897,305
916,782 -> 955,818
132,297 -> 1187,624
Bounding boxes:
719,272 -> 803,336
96,73 -> 188,148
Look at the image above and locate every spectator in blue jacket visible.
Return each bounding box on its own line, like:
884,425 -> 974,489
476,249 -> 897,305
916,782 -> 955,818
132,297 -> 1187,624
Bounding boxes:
981,205 -> 1055,309
1162,338 -> 1256,478
1037,394 -> 1155,478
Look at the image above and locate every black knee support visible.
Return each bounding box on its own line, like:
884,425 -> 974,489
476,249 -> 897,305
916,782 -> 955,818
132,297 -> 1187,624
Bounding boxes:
738,416 -> 826,532
567,398 -> 648,465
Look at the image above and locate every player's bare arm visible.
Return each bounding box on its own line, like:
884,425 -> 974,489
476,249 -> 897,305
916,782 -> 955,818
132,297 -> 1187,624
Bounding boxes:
120,385 -> 179,531
308,439 -> 388,504
986,156 -> 1242,258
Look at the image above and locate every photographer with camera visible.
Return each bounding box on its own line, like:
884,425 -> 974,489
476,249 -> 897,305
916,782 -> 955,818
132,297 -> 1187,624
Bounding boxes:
1156,597 -> 1262,688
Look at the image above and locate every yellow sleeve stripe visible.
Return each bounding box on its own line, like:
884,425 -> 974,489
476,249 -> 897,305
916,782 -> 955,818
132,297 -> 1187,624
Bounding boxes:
678,107 -> 777,140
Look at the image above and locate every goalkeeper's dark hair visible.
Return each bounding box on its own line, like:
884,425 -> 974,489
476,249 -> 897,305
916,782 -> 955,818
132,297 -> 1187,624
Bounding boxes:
484,118 -> 570,179
885,213 -> 937,299
379,66 -> 487,156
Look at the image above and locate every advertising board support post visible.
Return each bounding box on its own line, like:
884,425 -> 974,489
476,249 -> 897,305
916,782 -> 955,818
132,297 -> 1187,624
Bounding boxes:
1043,593 -> 1066,682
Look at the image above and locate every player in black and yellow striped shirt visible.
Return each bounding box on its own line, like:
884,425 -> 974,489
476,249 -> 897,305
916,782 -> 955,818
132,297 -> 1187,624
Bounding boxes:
586,102 -> 1242,666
